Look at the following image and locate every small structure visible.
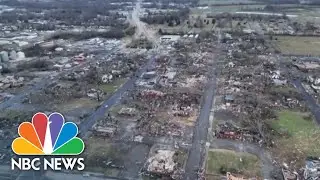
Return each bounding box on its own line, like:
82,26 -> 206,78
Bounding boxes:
142,71 -> 156,79
118,107 -> 137,116
273,79 -> 287,86
224,95 -> 235,103
92,125 -> 116,137
0,51 -> 9,62
55,47 -> 64,52
101,74 -> 113,83
160,35 -> 180,42
16,51 -> 25,60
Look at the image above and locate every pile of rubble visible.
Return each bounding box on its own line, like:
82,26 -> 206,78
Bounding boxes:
215,122 -> 259,142
304,157 -> 320,180
147,150 -> 176,174
92,115 -> 119,138
118,107 -> 137,116
137,115 -> 184,137
308,76 -> 320,93
226,172 -> 252,180
215,32 -> 308,147
0,50 -> 25,62
145,149 -> 183,179
0,75 -> 24,90
87,88 -> 104,101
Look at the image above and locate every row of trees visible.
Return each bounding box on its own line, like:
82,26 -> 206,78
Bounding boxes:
0,0 -> 129,30
140,8 -> 189,25
0,0 -> 134,11
48,29 -> 125,41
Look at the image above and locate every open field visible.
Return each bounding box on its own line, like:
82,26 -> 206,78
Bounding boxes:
280,5 -> 320,17
199,0 -> 257,5
191,5 -> 265,15
273,36 -> 320,56
206,149 -> 261,178
271,110 -> 320,168
56,98 -> 100,112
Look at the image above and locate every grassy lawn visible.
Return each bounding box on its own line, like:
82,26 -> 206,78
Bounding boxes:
273,36 -> 320,56
57,98 -> 100,112
83,137 -> 122,176
99,78 -> 127,94
206,149 -> 261,178
271,110 -> 320,168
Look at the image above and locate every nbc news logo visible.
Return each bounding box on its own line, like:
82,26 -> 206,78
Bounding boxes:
11,112 -> 85,171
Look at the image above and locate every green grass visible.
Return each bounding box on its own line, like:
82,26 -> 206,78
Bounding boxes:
99,84 -> 118,93
206,149 -> 261,178
271,111 -> 316,136
84,137 -> 122,176
271,110 -> 320,168
57,98 -> 100,112
273,36 -> 320,56
99,78 -> 127,93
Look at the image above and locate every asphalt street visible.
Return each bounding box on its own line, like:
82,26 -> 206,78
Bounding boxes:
184,71 -> 216,180
78,55 -> 155,135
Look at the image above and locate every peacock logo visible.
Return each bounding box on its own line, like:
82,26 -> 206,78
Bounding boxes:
12,112 -> 84,155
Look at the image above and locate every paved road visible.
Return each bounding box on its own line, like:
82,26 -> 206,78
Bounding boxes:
78,54 -> 155,135
184,70 -> 217,180
291,79 -> 320,123
279,60 -> 320,123
0,54 -> 155,180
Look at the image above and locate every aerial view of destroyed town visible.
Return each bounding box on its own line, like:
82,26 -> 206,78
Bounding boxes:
1,0 -> 320,179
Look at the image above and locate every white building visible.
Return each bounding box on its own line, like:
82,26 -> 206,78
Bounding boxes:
160,35 -> 180,42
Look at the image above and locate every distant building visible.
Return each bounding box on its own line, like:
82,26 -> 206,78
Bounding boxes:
160,35 -> 180,42
300,0 -> 312,4
9,50 -> 17,60
92,125 -> 116,137
142,71 -> 156,79
0,51 -> 9,62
